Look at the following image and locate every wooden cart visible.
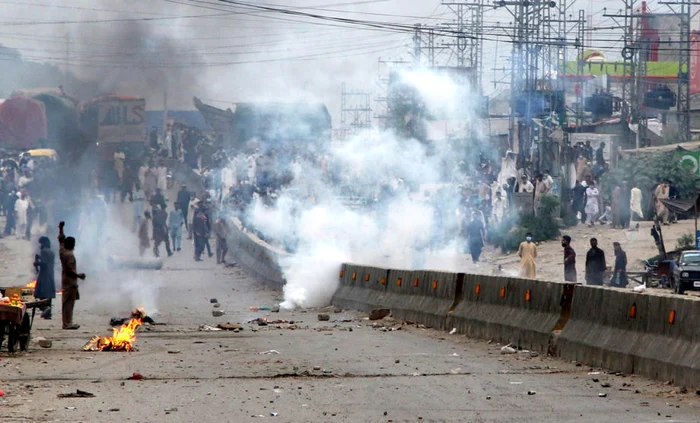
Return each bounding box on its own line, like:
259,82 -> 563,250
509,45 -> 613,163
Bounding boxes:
0,299 -> 50,352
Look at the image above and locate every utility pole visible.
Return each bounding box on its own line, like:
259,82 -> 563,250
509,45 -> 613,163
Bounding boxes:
660,0 -> 692,142
64,33 -> 70,92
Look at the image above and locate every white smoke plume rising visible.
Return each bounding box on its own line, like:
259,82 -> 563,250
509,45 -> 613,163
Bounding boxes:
240,67 -> 487,309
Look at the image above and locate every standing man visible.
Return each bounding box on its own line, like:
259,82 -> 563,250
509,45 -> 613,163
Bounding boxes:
517,232 -> 537,279
619,181 -> 631,229
156,160 -> 168,193
192,207 -> 208,261
33,236 -> 55,319
612,242 -> 628,288
114,149 -> 126,184
14,192 -> 29,240
176,185 -> 191,232
138,211 -> 152,257
152,204 -> 173,258
585,238 -> 606,286
562,235 -> 577,282
584,179 -> 600,227
150,187 -> 166,210
464,211 -> 485,263
214,215 -> 230,264
58,222 -> 85,330
168,205 -> 184,252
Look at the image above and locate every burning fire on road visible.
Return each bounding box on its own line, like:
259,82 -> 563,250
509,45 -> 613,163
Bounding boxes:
83,310 -> 145,352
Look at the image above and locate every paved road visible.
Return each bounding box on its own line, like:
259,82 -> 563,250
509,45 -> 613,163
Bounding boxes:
1,210 -> 699,422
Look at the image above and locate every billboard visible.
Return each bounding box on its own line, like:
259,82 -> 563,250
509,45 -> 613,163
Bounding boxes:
97,98 -> 146,144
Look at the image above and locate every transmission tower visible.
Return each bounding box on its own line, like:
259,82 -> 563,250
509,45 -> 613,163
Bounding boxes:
442,0 -> 485,90
340,82 -> 373,139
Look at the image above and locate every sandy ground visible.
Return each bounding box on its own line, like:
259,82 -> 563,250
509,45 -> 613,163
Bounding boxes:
1,204 -> 700,422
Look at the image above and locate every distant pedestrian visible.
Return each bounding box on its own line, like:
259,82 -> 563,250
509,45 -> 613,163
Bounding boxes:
14,192 -> 29,240
585,238 -> 606,286
517,232 -> 537,279
192,207 -> 208,261
562,235 -> 576,282
138,211 -> 151,257
168,206 -> 184,252
464,211 -> 485,263
152,204 -> 173,258
33,236 -> 55,319
176,185 -> 191,231
214,216 -> 230,264
612,242 -> 628,288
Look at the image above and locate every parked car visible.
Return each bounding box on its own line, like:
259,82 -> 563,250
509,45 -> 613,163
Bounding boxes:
672,250 -> 700,294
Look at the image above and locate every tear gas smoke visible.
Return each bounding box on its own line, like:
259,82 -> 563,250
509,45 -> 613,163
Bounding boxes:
71,196 -> 163,316
240,68 -> 493,309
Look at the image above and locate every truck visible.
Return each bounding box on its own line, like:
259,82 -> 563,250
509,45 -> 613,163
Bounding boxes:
79,95 -> 147,159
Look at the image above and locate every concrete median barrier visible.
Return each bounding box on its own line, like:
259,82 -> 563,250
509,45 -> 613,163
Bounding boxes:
382,270 -> 461,330
557,286 -> 700,388
446,275 -> 573,353
226,218 -> 286,289
331,265 -> 389,312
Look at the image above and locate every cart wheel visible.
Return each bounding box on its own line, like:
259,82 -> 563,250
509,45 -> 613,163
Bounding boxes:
6,322 -> 19,353
18,314 -> 31,351
0,322 -> 6,350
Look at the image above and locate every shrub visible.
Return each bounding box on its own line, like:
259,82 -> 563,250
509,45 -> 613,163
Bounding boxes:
676,232 -> 696,250
491,194 -> 561,253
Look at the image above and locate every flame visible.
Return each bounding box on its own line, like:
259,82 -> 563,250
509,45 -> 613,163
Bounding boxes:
83,317 -> 143,352
25,280 -> 36,289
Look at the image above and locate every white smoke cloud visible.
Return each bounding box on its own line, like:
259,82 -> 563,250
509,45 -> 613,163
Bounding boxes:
240,67 -> 486,309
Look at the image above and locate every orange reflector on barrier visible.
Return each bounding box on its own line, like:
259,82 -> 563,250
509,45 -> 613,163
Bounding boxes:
339,270 -> 344,278
414,278 -> 419,287
365,273 -> 370,281
475,284 -> 481,295
669,310 -> 676,324
499,287 -> 506,298
629,304 -> 637,319
397,278 -> 402,287
432,280 -> 438,290
381,276 -> 386,285
525,289 -> 531,302
352,272 -> 356,281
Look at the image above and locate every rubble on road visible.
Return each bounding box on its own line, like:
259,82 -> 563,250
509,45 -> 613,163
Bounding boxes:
57,390 -> 95,398
217,323 -> 243,331
369,309 -> 391,320
198,325 -> 222,331
212,310 -> 225,317
317,314 -> 330,321
127,372 -> 144,380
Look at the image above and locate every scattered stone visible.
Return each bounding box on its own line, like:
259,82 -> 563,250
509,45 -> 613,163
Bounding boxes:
592,378 -> 600,383
217,323 -> 243,331
598,393 -> 608,398
271,306 -> 280,313
109,408 -> 120,412
601,383 -> 611,388
127,372 -> 144,380
369,309 -> 391,320
34,337 -> 52,348
500,345 -> 516,355
313,366 -> 321,371
210,298 -> 218,303
318,314 -> 330,321
529,352 -> 539,358
486,396 -> 491,400
212,310 -> 225,317
395,359 -> 400,364
213,303 -> 221,308
167,350 -> 181,354
527,391 -> 536,395
164,407 -> 178,412
57,390 -> 95,398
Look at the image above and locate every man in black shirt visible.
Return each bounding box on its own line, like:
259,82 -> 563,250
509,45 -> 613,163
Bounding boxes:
612,242 -> 628,287
562,235 -> 577,282
585,238 -> 607,285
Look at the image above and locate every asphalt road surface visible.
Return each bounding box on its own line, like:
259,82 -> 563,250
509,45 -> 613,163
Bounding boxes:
1,212 -> 699,422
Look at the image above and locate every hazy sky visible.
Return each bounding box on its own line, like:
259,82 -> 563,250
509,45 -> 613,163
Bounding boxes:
0,0 -> 694,125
